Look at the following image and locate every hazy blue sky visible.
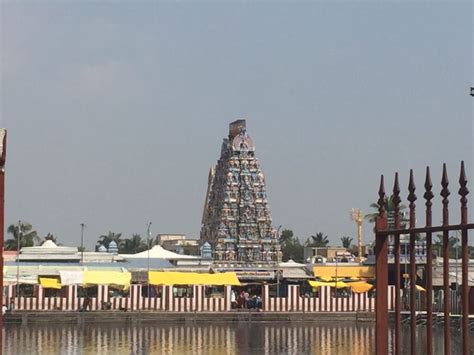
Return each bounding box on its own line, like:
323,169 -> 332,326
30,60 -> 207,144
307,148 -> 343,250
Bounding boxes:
0,1 -> 472,249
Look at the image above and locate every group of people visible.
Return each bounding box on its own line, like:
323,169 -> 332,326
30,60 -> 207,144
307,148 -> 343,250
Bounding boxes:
231,290 -> 262,310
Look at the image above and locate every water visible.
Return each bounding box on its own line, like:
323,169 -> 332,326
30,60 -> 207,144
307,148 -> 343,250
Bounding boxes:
2,322 -> 470,354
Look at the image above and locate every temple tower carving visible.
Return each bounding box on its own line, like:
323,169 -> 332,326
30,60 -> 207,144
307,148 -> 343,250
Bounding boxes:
200,120 -> 281,263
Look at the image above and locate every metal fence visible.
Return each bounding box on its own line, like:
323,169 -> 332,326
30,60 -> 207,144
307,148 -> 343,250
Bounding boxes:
374,162 -> 473,355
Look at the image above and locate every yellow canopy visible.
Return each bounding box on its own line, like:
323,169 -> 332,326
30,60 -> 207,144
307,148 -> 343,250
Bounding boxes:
83,271 -> 131,290
39,277 -> 62,289
308,280 -> 349,289
348,281 -> 373,293
313,265 -> 375,279
148,272 -> 241,286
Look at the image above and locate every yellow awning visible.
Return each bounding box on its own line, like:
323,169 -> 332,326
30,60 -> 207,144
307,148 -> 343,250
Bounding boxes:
313,265 -> 375,279
83,271 -> 131,290
39,277 -> 61,289
348,281 -> 373,293
308,280 -> 349,289
148,272 -> 241,286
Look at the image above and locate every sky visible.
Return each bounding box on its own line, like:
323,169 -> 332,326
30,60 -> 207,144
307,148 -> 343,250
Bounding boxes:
0,1 -> 472,250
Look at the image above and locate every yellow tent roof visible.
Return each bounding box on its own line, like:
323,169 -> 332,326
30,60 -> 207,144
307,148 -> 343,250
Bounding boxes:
313,265 -> 375,279
309,280 -> 373,293
83,271 -> 131,290
148,271 -> 241,286
308,280 -> 349,289
39,277 -> 61,289
348,281 -> 373,293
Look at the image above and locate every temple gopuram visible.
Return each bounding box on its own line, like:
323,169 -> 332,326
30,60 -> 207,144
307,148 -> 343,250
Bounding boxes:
200,120 -> 281,264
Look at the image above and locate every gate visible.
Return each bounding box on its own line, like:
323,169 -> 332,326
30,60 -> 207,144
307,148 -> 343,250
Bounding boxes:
375,161 -> 473,354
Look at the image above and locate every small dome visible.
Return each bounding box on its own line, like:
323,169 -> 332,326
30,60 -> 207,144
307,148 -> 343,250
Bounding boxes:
98,245 -> 107,252
41,240 -> 58,248
107,241 -> 118,254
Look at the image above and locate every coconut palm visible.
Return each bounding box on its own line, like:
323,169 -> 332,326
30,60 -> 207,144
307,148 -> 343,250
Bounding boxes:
340,236 -> 353,249
122,234 -> 147,254
306,232 -> 329,247
365,195 -> 407,228
5,222 -> 40,250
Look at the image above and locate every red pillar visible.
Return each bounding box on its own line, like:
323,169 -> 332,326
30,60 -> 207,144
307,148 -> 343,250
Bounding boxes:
375,215 -> 388,355
0,129 -> 7,350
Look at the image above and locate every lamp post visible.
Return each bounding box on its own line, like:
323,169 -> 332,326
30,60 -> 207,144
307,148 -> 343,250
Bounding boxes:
276,225 -> 282,298
350,208 -> 363,262
16,220 -> 22,299
147,222 -> 152,298
80,223 -> 85,265
0,128 -> 6,347
335,251 -> 339,307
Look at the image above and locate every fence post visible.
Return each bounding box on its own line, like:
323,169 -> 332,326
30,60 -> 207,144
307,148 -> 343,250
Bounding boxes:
375,175 -> 389,355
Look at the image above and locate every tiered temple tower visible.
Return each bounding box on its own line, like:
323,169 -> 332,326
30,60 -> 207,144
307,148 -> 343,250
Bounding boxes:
200,120 -> 281,263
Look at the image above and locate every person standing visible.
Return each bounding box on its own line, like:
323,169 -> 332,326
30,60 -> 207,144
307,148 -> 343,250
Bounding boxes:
231,290 -> 237,309
8,297 -> 14,312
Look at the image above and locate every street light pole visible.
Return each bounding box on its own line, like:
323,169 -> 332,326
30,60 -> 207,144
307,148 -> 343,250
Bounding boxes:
80,223 -> 85,266
335,251 -> 339,307
0,128 -> 7,348
276,225 -> 282,298
147,222 -> 152,298
454,231 -> 459,312
16,220 -> 22,299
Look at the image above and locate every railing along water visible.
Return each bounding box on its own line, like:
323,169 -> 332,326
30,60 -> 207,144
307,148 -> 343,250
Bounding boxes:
375,162 -> 472,355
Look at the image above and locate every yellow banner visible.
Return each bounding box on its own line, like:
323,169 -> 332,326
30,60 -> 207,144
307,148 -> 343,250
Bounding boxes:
83,271 -> 131,290
148,271 -> 241,286
313,265 -> 375,278
39,277 -> 62,289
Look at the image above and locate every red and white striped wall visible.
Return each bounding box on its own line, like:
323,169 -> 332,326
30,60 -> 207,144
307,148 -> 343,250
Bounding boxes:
262,285 -> 396,312
4,284 -> 395,312
3,284 -> 231,312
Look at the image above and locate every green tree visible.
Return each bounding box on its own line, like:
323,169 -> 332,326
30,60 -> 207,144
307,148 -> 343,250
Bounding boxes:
77,246 -> 86,252
122,234 -> 147,254
279,229 -> 304,262
306,232 -> 329,247
5,222 -> 40,250
340,236 -> 353,249
365,195 -> 407,227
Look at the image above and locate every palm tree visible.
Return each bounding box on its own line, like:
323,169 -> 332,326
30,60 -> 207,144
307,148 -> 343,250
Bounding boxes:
340,236 -> 353,249
97,231 -> 123,251
306,232 -> 329,247
5,222 -> 39,250
122,234 -> 147,254
365,195 -> 407,228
